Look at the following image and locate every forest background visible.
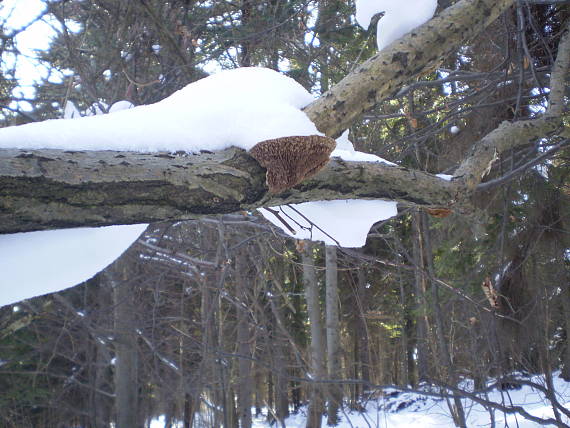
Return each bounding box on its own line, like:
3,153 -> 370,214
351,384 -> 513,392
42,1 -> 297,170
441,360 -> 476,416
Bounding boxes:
0,0 -> 569,427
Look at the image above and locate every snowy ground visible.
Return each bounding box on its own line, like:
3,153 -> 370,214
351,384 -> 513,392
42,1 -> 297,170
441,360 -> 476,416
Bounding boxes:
151,372 -> 570,427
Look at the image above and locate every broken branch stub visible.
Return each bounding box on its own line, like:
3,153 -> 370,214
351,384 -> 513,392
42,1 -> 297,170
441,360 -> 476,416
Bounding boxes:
249,135 -> 336,193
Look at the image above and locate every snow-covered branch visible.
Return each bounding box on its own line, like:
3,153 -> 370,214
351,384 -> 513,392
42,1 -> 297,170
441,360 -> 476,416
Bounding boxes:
454,18 -> 570,190
0,147 -> 459,234
304,0 -> 514,137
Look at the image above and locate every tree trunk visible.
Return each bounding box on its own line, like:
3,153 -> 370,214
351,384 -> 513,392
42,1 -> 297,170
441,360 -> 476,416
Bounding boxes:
399,277 -> 414,387
301,241 -> 325,428
561,279 -> 570,381
325,246 -> 342,426
416,210 -> 467,428
271,301 -> 290,423
90,280 -> 113,428
266,372 -> 274,424
356,268 -> 371,385
183,394 -> 195,428
411,211 -> 430,382
200,278 -> 220,426
236,253 -> 253,428
109,266 -> 139,428
88,338 -> 111,428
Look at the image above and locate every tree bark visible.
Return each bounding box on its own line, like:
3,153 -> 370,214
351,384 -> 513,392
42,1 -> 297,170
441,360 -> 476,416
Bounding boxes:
301,241 -> 325,428
356,268 -> 371,385
411,210 -> 430,383
325,246 -> 342,426
399,277 -> 414,387
236,253 -> 253,428
108,266 -> 139,428
0,147 -> 459,233
271,302 -> 290,424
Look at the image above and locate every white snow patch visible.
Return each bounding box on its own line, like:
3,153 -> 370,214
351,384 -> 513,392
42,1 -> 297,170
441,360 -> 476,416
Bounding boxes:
108,100 -> 135,113
249,372 -> 570,428
0,67 -> 318,152
355,0 -> 437,51
436,173 -> 453,181
334,129 -> 354,151
0,224 -> 147,307
332,148 -> 396,165
63,101 -> 81,119
150,415 -> 183,428
332,129 -> 395,164
260,199 -> 397,247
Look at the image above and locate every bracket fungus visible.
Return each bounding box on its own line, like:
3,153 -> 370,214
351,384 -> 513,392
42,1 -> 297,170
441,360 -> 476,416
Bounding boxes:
249,135 -> 336,193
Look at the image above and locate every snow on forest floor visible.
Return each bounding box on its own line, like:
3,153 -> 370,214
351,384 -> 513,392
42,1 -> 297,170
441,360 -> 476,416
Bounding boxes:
151,372 -> 570,427
272,372 -> 570,428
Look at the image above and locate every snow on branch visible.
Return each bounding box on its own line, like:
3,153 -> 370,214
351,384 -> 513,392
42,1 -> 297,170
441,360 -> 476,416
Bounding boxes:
304,0 -> 515,137
0,147 -> 460,234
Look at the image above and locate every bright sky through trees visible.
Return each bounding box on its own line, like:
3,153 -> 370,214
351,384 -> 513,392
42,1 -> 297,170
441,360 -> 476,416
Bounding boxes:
0,0 -> 77,111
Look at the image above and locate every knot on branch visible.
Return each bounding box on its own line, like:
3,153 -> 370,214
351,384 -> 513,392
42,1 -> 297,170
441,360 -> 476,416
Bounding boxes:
249,135 -> 336,193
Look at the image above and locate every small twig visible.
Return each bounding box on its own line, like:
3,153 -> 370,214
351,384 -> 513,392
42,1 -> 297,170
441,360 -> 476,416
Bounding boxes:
260,207 -> 297,234
121,69 -> 161,88
286,204 -> 342,246
476,139 -> 569,191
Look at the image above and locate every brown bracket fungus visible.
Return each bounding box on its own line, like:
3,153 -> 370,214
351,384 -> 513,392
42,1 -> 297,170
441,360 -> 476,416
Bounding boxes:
249,135 -> 336,193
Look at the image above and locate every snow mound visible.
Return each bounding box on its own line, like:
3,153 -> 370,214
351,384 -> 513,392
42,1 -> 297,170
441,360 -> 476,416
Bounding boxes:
0,67 -> 319,152
245,372 -> 570,428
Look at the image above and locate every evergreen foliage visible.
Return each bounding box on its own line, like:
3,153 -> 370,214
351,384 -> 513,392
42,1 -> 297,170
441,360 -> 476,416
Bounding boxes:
0,1 -> 568,427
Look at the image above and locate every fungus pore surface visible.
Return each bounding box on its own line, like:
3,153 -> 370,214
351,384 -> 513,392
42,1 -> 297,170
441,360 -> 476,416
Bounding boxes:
249,135 -> 336,193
